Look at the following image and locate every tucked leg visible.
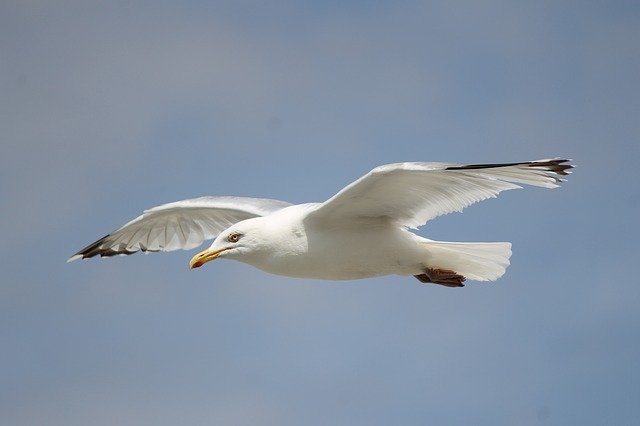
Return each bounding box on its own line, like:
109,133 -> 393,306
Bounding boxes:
414,267 -> 466,287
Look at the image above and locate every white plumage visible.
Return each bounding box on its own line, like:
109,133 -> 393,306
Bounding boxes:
69,159 -> 572,287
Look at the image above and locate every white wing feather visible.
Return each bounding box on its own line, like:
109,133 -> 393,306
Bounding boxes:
68,196 -> 291,261
308,159 -> 572,229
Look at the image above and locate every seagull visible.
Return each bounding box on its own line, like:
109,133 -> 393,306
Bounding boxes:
69,159 -> 572,287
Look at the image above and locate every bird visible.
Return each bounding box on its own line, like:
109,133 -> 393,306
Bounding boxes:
69,158 -> 573,287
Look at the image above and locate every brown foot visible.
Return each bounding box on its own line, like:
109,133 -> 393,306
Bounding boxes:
414,267 -> 466,288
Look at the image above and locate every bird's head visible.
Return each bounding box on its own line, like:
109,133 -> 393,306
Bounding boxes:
189,218 -> 267,269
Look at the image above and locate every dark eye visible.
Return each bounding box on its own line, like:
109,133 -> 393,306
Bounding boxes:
227,232 -> 242,243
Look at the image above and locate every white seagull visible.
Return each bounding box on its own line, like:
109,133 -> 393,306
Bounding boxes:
69,159 -> 572,287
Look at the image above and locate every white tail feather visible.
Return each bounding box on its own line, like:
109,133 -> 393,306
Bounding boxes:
421,240 -> 512,281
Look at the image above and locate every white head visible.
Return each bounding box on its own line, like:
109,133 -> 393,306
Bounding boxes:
189,217 -> 270,269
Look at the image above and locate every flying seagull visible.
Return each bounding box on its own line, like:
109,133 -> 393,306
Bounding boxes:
69,159 -> 572,287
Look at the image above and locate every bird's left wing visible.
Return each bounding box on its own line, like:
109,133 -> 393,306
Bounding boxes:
307,159 -> 572,229
68,196 -> 292,261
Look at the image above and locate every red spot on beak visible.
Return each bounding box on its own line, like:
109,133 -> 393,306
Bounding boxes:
192,261 -> 203,268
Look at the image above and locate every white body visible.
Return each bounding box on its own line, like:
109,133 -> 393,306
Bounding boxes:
232,205 -> 425,279
219,204 -> 512,281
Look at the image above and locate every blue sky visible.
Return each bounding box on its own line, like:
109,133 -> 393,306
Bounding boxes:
1,1 -> 639,425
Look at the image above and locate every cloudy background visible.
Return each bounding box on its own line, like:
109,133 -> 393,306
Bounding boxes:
2,1 -> 639,425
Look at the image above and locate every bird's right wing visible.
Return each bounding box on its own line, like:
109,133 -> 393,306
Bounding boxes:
307,159 -> 572,229
68,196 -> 292,261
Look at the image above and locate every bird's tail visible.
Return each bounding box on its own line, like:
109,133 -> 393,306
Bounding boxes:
419,240 -> 512,282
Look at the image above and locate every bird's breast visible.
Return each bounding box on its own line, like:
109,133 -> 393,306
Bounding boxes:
247,225 -> 420,280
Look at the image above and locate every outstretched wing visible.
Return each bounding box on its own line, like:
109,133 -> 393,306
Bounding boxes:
68,196 -> 292,261
307,159 -> 572,229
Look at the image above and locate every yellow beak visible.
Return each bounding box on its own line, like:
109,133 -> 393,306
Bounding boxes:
189,247 -> 227,269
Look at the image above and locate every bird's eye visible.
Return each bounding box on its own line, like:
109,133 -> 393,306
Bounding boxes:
227,232 -> 242,243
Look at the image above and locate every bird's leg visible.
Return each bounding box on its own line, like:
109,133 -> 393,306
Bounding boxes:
414,267 -> 466,287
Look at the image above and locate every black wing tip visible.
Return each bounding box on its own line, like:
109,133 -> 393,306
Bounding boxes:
446,158 -> 574,176
530,158 -> 574,176
67,234 -> 139,262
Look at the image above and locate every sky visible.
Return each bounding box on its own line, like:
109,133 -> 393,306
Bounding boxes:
1,1 -> 639,425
